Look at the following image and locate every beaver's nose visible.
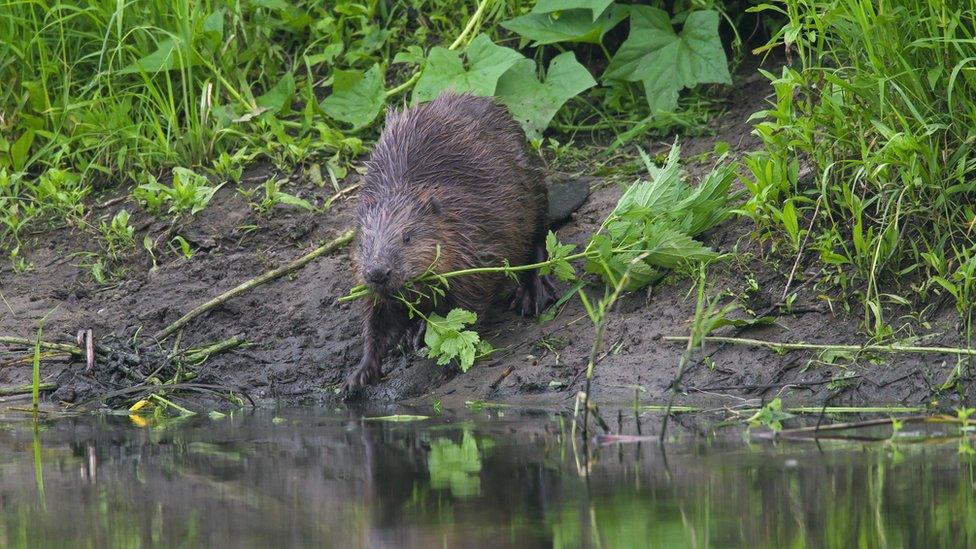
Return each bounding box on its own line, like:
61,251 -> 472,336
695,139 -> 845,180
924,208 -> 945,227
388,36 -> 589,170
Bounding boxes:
366,266 -> 392,285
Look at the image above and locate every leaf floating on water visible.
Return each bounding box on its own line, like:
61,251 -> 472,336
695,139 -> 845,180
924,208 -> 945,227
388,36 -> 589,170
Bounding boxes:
364,415 -> 431,422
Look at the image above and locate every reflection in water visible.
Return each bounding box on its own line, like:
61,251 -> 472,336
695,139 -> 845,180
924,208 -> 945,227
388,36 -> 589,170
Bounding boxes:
0,409 -> 974,547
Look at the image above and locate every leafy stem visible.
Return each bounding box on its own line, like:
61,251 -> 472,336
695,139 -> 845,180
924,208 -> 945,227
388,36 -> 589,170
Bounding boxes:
384,0 -> 495,98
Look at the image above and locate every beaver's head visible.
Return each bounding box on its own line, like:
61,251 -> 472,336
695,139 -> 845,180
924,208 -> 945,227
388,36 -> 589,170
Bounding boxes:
356,192 -> 442,297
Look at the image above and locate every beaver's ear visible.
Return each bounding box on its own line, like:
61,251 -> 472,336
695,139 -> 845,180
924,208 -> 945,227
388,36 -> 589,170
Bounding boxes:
423,198 -> 442,216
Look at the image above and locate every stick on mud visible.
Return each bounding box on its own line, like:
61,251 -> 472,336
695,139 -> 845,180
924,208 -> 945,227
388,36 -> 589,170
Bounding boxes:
155,230 -> 354,341
662,335 -> 976,356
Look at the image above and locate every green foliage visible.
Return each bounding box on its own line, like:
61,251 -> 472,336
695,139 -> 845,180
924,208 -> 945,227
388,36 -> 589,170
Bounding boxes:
542,231 -> 578,282
413,34 -> 524,103
320,65 -> 386,128
501,6 -> 629,46
134,168 -> 222,217
423,309 -> 483,372
1,0 -> 736,261
748,0 -> 976,336
99,210 -> 136,259
585,144 -> 737,290
747,397 -> 794,432
496,53 -> 597,140
603,7 -> 731,112
252,179 -> 315,215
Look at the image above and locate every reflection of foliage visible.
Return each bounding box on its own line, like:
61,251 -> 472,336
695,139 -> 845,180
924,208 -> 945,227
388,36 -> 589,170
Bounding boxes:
427,431 -> 483,498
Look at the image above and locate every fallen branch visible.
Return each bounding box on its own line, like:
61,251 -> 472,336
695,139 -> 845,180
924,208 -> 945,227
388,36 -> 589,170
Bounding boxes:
0,382 -> 57,396
184,336 -> 245,363
0,337 -> 83,357
663,335 -> 976,356
155,230 -> 355,341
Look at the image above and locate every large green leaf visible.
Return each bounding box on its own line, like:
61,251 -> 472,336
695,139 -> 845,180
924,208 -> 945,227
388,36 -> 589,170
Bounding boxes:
501,6 -> 629,46
424,308 -> 481,372
118,38 -> 188,74
531,0 -> 614,21
256,72 -> 295,114
320,64 -> 385,128
496,52 -> 596,140
412,34 -> 523,104
603,7 -> 730,112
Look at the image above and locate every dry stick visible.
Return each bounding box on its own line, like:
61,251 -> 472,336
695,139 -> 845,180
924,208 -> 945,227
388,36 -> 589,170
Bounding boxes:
662,335 -> 976,356
184,336 -> 245,363
154,230 -> 355,341
0,382 -> 57,396
0,337 -> 83,357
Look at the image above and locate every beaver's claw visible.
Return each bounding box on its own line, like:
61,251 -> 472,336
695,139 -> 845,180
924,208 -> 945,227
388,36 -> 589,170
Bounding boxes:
511,273 -> 557,317
343,356 -> 383,391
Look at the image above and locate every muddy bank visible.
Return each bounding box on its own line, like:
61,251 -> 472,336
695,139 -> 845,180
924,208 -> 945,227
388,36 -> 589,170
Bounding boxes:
1,62 -> 971,412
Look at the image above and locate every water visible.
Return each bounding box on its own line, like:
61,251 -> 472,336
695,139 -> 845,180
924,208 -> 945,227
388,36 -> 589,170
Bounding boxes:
1,408 -> 974,548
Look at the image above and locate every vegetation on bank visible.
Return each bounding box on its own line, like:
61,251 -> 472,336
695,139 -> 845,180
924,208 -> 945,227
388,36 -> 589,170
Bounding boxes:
3,0 -> 976,402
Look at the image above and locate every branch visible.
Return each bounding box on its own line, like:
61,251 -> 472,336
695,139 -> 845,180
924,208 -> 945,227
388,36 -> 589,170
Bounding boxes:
155,230 -> 354,341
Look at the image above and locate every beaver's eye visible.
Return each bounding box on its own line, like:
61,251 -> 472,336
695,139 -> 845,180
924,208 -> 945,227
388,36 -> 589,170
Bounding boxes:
402,233 -> 412,244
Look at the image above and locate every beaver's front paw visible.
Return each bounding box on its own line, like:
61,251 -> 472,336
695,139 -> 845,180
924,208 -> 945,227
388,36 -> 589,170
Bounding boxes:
343,356 -> 383,391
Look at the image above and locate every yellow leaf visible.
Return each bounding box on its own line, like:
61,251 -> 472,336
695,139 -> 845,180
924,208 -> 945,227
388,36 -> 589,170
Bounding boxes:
129,399 -> 151,412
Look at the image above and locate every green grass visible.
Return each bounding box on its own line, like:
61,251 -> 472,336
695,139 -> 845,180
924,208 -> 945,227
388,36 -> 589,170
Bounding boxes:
1,0 -> 739,270
745,0 -> 976,340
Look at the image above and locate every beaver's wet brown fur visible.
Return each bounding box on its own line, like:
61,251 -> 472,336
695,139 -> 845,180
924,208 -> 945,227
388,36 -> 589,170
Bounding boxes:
344,92 -> 553,390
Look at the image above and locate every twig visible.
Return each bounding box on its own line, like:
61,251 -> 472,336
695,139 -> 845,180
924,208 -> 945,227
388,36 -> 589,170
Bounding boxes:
155,230 -> 354,341
0,337 -> 83,357
184,336 -> 245,363
0,382 -> 57,396
662,335 -> 976,356
384,0 -> 491,98
690,376 -> 860,392
754,414 -> 967,441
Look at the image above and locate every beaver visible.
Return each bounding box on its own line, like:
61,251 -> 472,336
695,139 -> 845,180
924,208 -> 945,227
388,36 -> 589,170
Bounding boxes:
344,92 -> 555,390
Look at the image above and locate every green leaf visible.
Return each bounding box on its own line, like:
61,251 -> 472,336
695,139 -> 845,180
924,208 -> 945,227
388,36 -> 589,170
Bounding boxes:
496,52 -> 596,140
424,309 -> 482,372
202,10 -> 224,38
532,0 -> 615,21
363,415 -> 430,422
118,38 -> 189,74
582,143 -> 735,291
320,64 -> 385,128
10,129 -> 34,171
603,8 -> 730,112
412,34 -> 523,104
250,0 -> 290,9
541,230 -> 577,281
256,72 -> 296,114
501,6 -> 628,46
274,191 -> 314,211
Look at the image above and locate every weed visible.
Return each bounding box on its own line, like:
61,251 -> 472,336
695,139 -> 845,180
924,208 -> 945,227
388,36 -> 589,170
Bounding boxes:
134,168 -> 222,217
252,179 -> 314,215
2,1 -> 738,263
749,0 -> 976,338
98,210 -> 136,259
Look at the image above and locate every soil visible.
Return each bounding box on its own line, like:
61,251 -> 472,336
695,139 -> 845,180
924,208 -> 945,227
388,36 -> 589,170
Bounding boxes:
1,57 -> 972,413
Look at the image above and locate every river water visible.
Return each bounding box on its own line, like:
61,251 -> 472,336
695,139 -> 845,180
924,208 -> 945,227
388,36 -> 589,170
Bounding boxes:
0,408 -> 972,547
